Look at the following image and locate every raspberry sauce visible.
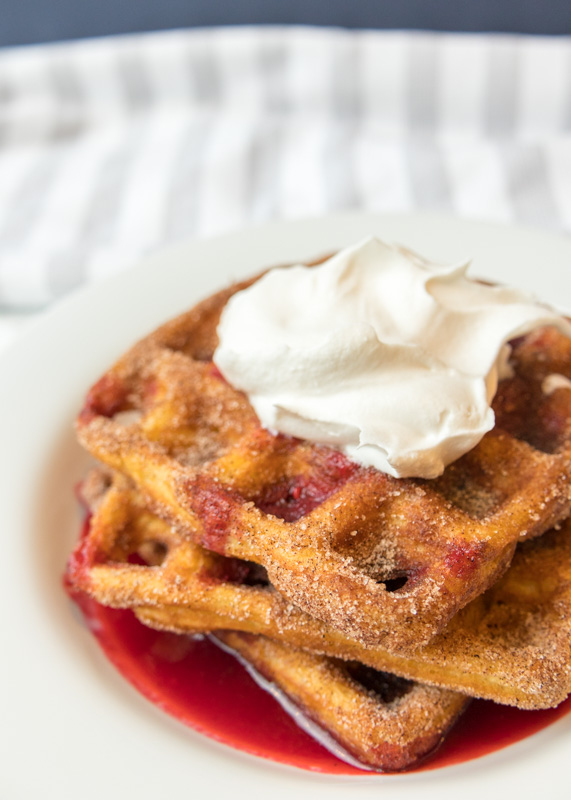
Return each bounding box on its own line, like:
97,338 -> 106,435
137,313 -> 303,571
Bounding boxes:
68,590 -> 571,775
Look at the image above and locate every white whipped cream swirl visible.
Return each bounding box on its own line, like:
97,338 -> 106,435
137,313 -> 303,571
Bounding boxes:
214,237 -> 571,479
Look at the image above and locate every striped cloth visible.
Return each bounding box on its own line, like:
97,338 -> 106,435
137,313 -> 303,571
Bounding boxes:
1,25 -> 571,312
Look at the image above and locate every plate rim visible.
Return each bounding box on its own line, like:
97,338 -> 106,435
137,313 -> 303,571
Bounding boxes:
2,211 -> 571,800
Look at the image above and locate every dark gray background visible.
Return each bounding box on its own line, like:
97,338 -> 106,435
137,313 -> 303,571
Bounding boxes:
2,0 -> 571,47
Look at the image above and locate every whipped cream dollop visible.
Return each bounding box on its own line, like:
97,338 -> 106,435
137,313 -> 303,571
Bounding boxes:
214,237 -> 571,479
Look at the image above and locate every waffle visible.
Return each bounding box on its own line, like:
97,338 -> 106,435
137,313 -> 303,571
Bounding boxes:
67,471 -> 571,710
212,630 -> 468,772
75,272 -> 571,652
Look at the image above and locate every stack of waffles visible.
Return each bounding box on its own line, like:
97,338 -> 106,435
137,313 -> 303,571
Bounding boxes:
66,274 -> 571,771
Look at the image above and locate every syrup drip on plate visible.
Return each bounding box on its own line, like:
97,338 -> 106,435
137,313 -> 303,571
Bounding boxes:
68,589 -> 571,774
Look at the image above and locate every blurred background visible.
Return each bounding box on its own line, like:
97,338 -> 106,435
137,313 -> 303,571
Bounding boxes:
1,0 -> 571,344
3,0 -> 571,46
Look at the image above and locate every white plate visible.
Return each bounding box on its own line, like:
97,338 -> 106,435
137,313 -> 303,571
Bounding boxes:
2,212 -> 571,800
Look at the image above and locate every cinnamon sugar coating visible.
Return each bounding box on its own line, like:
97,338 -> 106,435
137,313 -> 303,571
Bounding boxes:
68,472 -> 571,710
213,631 -> 468,772
75,275 -> 571,652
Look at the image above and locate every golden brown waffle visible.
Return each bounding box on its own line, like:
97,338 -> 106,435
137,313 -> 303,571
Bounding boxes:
68,471 -> 571,709
75,277 -> 571,652
212,630 -> 468,772
70,470 -> 469,772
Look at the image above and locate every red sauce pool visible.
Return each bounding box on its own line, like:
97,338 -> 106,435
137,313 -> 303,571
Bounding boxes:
70,590 -> 571,775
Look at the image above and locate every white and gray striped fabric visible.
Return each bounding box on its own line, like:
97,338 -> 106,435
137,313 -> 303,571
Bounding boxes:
1,25 -> 571,314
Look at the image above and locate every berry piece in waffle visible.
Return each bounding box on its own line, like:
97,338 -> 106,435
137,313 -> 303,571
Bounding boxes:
75,275 -> 571,652
67,470 -> 468,773
67,470 -> 571,710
